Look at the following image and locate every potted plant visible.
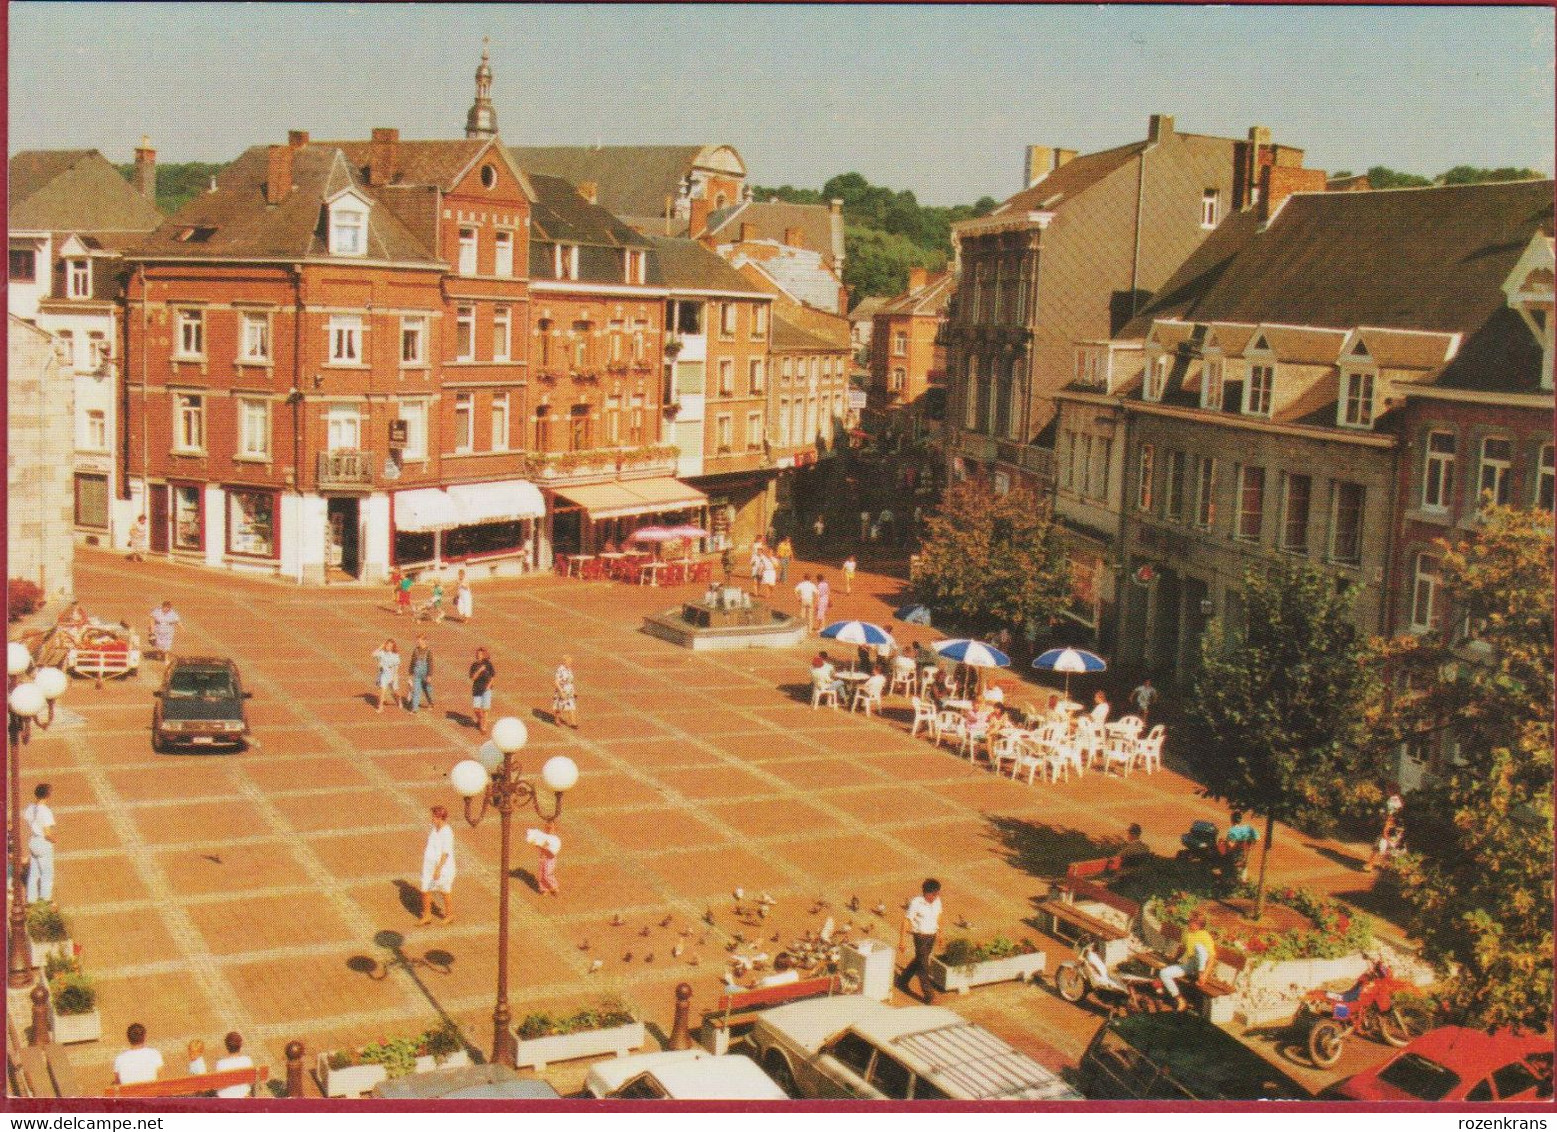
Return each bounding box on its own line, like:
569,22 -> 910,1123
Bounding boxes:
931,936 -> 1047,994
48,963 -> 101,1044
26,903 -> 71,967
316,1047 -> 389,1098
513,998 -> 643,1072
413,1020 -> 471,1074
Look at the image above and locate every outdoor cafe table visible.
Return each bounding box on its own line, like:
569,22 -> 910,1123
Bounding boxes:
943,698 -> 973,712
564,554 -> 593,578
638,561 -> 665,586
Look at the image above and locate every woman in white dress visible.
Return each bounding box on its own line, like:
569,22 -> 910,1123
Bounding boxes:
418,805 -> 455,925
455,569 -> 473,621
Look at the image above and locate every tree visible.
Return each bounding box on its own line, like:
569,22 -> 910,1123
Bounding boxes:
1186,559 -> 1378,919
912,480 -> 1070,633
1364,505 -> 1554,1029
1366,165 -> 1434,190
115,161 -> 228,215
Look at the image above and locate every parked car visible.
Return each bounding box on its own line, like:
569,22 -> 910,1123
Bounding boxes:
1327,1026 -> 1553,1102
1078,1012 -> 1309,1101
585,1049 -> 787,1100
152,657 -> 251,752
371,1063 -> 560,1099
748,994 -> 1080,1100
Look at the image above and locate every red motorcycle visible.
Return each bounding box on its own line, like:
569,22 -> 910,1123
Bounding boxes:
1295,957 -> 1433,1068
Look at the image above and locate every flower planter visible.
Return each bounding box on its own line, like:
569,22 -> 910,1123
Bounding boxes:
931,950 -> 1047,994
29,936 -> 72,968
316,1054 -> 388,1098
412,1050 -> 472,1075
513,1020 -> 644,1072
52,1008 -> 102,1045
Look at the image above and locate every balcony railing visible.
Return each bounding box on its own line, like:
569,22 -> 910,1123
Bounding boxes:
317,449 -> 374,488
526,444 -> 679,484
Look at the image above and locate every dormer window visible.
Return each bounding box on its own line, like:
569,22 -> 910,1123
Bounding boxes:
1201,189 -> 1220,229
67,259 -> 90,299
554,244 -> 579,281
1339,369 -> 1375,428
624,248 -> 646,285
1144,354 -> 1169,401
330,200 -> 367,257
1200,358 -> 1224,409
1245,363 -> 1273,417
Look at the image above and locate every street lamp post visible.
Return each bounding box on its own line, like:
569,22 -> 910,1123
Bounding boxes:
449,717 -> 578,1067
7,642 -> 66,989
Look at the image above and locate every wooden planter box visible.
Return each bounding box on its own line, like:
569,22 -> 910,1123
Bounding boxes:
28,936 -> 72,968
513,1020 -> 644,1072
413,1050 -> 472,1075
52,1008 -> 102,1045
931,950 -> 1047,994
316,1054 -> 388,1098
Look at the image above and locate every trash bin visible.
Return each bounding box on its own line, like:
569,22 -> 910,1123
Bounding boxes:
842,939 -> 895,1002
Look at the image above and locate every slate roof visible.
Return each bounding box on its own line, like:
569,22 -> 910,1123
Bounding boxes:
510,145 -> 708,218
326,138 -> 495,192
878,271 -> 955,317
994,141 -> 1147,215
528,174 -> 652,249
647,236 -> 767,295
706,200 -> 844,268
10,149 -> 164,232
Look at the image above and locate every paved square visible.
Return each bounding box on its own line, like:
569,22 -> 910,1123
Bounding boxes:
24,547 -> 1394,1095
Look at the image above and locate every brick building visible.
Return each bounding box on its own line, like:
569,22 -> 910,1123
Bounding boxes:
868,266 -> 953,435
8,144 -> 164,547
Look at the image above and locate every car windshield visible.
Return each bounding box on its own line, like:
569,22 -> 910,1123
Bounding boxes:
1377,1053 -> 1461,1101
167,669 -> 237,700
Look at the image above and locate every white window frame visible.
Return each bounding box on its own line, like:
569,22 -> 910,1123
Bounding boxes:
493,306 -> 511,363
491,392 -> 510,452
173,392 -> 205,453
1329,481 -> 1365,565
328,315 -> 362,365
1411,552 -> 1442,632
554,244 -> 578,281
456,305 -> 476,362
1340,369 -> 1375,428
175,309 -> 205,359
67,258 -> 90,298
1281,472 -> 1312,553
782,356 -> 794,381
604,395 -> 622,446
82,408 -> 107,452
453,392 -> 474,453
458,226 -> 479,275
1245,363 -> 1274,417
749,358 -> 765,393
1144,354 -> 1169,401
1422,430 -> 1455,511
241,312 -> 271,363
1201,358 -> 1224,409
330,205 -> 367,257
1235,465 -> 1265,542
718,358 -> 734,396
746,410 -> 762,451
1164,449 -> 1186,521
719,302 -> 737,339
893,330 -> 908,357
237,397 -> 271,459
1478,436 -> 1513,506
1136,444 -> 1154,511
401,315 -> 427,366
55,329 -> 75,369
494,229 -> 514,277
716,413 -> 733,453
624,248 -> 646,285
752,305 -> 768,339
325,405 -> 361,453
86,331 -> 107,372
890,367 -> 906,394
399,400 -> 428,461
1201,189 -> 1220,229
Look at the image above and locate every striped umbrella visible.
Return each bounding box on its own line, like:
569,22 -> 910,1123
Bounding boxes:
931,639 -> 1011,668
1032,646 -> 1108,698
819,620 -> 895,647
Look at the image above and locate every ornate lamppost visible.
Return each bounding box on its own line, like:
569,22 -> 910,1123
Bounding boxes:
449,717 -> 577,1067
8,641 -> 67,989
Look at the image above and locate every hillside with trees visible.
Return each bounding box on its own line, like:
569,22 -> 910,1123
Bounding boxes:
751,173 -> 996,301
1330,164 -> 1545,189
115,161 -> 227,215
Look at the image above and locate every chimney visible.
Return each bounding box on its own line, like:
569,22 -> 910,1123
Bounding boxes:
829,197 -> 843,217
133,135 -> 156,204
1025,146 -> 1054,188
690,196 -> 713,241
1259,164 -> 1327,223
1055,148 -> 1078,168
266,144 -> 294,206
368,127 -> 398,187
288,130 -> 309,149
783,227 -> 804,249
908,266 -> 928,292
1147,114 -> 1175,143
739,221 -> 756,244
576,181 -> 598,205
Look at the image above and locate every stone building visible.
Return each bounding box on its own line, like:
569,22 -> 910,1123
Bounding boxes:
7,315 -> 76,601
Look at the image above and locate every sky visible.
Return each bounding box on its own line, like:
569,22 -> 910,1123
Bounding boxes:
9,3 -> 1554,206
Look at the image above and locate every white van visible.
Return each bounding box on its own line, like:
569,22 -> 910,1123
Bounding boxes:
585,1048 -> 788,1100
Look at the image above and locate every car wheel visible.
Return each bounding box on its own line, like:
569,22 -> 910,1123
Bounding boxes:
763,1050 -> 799,1098
1055,963 -> 1087,1004
1308,1020 -> 1345,1069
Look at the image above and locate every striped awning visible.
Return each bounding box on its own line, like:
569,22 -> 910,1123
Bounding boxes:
393,489 -> 462,532
553,477 -> 707,521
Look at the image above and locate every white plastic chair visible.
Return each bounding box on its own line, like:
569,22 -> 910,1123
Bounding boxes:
811,675 -> 840,711
1047,738 -> 1083,782
1113,714 -> 1145,740
1074,717 -> 1105,771
1136,724 -> 1166,773
909,696 -> 937,739
889,656 -> 918,697
852,674 -> 887,715
991,731 -> 1025,777
1102,731 -> 1137,775
934,710 -> 965,750
1011,733 -> 1047,785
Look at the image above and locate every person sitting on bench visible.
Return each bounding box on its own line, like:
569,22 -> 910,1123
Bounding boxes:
1159,911 -> 1215,1012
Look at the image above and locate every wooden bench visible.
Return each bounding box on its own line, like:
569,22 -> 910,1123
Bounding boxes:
1037,876 -> 1142,967
105,1065 -> 268,1099
701,975 -> 837,1055
1138,922 -> 1246,1023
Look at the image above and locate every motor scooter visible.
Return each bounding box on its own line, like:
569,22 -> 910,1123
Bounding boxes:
1053,936 -> 1173,1015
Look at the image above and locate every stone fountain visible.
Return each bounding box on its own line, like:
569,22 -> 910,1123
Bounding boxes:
641,582 -> 805,651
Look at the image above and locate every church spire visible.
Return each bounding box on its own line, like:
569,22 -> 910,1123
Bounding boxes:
465,39 -> 499,139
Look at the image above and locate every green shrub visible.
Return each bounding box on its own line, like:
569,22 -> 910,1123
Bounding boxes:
43,947 -> 81,981
8,579 -> 43,623
516,999 -> 634,1040
1144,886 -> 1374,963
26,903 -> 68,942
357,1035 -> 419,1079
937,935 -> 1040,967
418,1020 -> 462,1059
50,971 -> 96,1015
326,1049 -> 358,1071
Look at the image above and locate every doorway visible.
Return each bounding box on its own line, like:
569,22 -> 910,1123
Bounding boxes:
326,497 -> 361,578
148,484 -> 170,554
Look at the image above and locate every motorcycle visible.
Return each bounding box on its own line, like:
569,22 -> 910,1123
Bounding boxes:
1054,936 -> 1173,1015
1295,957 -> 1434,1068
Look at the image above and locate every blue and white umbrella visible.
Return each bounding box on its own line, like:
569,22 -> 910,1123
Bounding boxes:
1032,646 -> 1108,697
819,620 -> 895,647
931,638 -> 1011,669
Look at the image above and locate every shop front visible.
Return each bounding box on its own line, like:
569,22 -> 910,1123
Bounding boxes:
547,476 -> 709,561
392,478 -> 544,578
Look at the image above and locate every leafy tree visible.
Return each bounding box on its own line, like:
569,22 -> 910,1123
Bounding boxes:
1364,505 -> 1553,1029
912,480 -> 1069,633
844,226 -> 945,300
1440,164 -> 1544,185
115,161 -> 227,215
1366,165 -> 1434,190
1186,560 -> 1378,919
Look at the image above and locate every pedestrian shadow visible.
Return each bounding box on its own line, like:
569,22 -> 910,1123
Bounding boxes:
1304,842 -> 1371,872
445,709 -> 476,729
392,879 -> 423,918
510,865 -> 540,893
531,707 -> 559,726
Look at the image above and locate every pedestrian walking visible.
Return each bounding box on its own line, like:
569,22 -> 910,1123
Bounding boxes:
1221,811 -> 1260,883
529,820 -> 562,896
760,554 -> 777,597
895,878 -> 943,1004
842,555 -> 857,595
776,537 -> 794,584
127,515 -> 149,562
1130,677 -> 1157,720
418,805 -> 455,925
407,635 -> 434,713
214,1032 -> 255,1098
468,647 -> 495,733
812,514 -> 825,543
396,570 -> 414,615
24,783 -> 56,904
749,547 -> 765,592
455,569 -> 473,622
113,1023 -> 163,1086
373,639 -> 402,712
148,600 -> 181,660
860,510 -> 871,541
795,573 -> 817,632
428,578 -> 446,622
552,655 -> 578,729
815,576 -> 831,629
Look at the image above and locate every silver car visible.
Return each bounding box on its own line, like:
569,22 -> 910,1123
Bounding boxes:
749,994 -> 1081,1101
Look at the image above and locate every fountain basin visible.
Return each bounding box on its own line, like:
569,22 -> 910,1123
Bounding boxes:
642,595 -> 805,650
